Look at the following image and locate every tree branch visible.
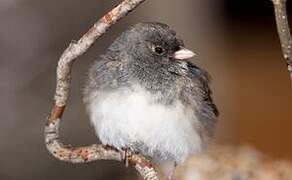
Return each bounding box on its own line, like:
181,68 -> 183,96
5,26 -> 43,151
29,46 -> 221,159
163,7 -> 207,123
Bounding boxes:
271,0 -> 292,83
44,0 -> 159,179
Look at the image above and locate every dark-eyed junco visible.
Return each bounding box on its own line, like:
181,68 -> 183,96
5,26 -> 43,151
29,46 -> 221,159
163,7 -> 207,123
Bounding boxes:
83,22 -> 218,179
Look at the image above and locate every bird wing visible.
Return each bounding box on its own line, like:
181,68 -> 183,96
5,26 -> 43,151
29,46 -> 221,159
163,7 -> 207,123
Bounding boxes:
186,61 -> 219,117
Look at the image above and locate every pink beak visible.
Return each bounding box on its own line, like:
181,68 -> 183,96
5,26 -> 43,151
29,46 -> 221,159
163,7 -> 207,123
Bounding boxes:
173,47 -> 196,60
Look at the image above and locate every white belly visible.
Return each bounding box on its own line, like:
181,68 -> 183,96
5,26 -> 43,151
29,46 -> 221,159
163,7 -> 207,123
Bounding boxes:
88,87 -> 202,163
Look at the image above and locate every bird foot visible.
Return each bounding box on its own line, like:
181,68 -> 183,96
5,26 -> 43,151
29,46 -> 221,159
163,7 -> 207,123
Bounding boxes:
165,162 -> 177,180
122,147 -> 136,167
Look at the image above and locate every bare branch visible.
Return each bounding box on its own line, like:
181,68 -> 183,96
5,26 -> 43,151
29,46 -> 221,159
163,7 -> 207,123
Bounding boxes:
271,0 -> 292,83
44,0 -> 160,179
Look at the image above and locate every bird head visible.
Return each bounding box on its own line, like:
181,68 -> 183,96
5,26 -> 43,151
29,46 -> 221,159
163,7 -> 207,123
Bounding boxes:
106,22 -> 196,69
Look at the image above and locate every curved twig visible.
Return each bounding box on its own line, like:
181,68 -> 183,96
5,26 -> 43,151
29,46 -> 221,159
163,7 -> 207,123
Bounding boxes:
44,0 -> 159,179
271,0 -> 292,83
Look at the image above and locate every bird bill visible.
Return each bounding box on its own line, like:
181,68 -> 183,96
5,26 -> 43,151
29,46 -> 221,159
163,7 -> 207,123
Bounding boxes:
174,47 -> 196,60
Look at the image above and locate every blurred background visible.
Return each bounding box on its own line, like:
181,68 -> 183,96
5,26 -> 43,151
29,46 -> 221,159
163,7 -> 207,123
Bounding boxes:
0,0 -> 291,179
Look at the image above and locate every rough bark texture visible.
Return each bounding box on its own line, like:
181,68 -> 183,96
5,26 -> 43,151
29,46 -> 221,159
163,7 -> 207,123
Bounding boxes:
272,0 -> 292,83
44,0 -> 159,179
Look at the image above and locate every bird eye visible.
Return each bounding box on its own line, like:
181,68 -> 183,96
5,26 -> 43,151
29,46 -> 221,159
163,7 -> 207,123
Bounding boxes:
154,46 -> 165,55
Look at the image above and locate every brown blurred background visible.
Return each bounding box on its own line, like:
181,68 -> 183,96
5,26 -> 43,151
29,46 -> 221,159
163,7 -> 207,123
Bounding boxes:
0,0 -> 291,179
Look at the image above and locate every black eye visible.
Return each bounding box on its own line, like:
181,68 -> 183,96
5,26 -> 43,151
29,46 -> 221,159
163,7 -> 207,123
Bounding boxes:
154,46 -> 164,55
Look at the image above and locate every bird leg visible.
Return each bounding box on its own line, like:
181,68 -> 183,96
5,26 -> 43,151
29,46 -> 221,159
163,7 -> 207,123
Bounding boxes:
122,147 -> 136,167
166,162 -> 177,180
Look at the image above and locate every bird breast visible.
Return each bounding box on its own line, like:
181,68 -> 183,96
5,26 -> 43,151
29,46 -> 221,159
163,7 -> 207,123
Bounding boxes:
88,85 -> 202,163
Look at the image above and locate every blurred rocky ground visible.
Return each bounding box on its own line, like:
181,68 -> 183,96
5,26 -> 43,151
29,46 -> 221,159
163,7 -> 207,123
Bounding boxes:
176,145 -> 292,180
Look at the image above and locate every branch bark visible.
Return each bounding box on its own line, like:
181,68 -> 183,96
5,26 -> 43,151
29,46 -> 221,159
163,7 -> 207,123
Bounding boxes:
44,0 -> 159,179
271,0 -> 292,83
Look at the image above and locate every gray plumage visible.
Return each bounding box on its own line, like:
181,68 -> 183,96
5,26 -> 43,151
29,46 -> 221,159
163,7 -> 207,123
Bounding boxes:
83,22 -> 218,166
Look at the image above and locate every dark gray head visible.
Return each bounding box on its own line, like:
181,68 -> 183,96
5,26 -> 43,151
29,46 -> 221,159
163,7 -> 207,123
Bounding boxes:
105,22 -> 195,68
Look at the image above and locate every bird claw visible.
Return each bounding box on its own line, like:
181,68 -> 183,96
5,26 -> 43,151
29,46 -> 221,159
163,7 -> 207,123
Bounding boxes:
167,162 -> 177,180
122,147 -> 135,167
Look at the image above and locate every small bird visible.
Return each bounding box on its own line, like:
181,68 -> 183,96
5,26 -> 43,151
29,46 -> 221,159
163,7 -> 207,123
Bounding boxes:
83,22 -> 218,179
